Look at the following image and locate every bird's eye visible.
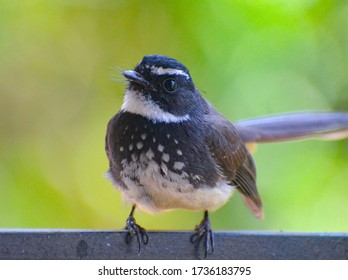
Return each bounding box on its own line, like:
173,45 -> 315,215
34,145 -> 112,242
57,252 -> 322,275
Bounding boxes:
163,78 -> 177,92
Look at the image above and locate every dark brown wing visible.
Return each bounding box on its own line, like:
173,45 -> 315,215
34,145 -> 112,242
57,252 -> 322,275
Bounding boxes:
204,102 -> 263,218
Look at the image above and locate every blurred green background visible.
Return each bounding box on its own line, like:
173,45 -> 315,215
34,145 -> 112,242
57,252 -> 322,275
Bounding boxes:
1,0 -> 348,232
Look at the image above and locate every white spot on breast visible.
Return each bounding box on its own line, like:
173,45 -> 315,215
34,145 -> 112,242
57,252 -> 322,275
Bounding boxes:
160,162 -> 168,175
146,148 -> 154,159
173,161 -> 185,170
120,158 -> 128,168
166,134 -> 170,139
158,144 -> 164,152
136,142 -> 143,149
174,139 -> 179,145
129,144 -> 133,151
176,149 -> 183,156
141,133 -> 147,140
120,146 -> 124,152
162,153 -> 170,162
131,153 -> 137,161
139,152 -> 148,163
131,134 -> 134,139
153,137 -> 156,143
192,174 -> 203,181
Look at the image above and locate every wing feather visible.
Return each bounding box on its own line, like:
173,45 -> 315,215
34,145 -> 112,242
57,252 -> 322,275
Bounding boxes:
204,102 -> 263,218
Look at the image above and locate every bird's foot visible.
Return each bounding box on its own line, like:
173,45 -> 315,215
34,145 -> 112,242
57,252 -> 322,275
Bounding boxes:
124,212 -> 148,254
190,211 -> 214,258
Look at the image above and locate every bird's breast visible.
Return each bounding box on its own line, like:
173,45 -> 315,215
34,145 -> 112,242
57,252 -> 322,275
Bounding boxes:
108,112 -> 230,212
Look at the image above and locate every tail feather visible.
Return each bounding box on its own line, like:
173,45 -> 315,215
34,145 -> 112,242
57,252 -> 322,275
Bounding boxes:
243,195 -> 264,220
234,111 -> 348,143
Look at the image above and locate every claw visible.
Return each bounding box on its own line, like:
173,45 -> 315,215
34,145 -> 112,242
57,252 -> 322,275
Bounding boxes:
124,206 -> 148,254
190,211 -> 214,258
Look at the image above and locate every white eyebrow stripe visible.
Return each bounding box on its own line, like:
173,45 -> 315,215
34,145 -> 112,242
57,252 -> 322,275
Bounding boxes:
150,66 -> 190,79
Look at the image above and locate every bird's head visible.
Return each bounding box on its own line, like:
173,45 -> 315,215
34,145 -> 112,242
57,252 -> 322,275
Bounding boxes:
121,55 -> 203,123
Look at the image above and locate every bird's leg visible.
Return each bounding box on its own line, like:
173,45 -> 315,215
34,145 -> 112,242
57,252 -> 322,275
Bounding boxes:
190,210 -> 215,258
124,205 -> 148,253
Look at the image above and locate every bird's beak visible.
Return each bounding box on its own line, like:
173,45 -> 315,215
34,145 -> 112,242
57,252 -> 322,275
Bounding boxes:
123,70 -> 151,88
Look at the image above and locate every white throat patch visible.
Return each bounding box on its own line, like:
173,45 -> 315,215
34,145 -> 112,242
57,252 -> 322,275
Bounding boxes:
121,89 -> 190,123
